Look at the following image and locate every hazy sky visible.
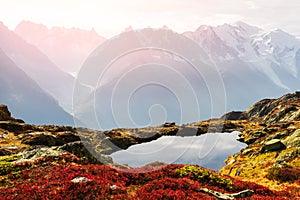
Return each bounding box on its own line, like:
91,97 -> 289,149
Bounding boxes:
0,0 -> 299,38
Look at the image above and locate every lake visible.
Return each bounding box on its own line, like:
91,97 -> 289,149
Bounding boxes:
110,131 -> 246,171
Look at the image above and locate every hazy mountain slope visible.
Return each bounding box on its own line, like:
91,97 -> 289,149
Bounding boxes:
0,21 -> 75,113
74,23 -> 300,130
0,49 -> 74,125
15,21 -> 106,74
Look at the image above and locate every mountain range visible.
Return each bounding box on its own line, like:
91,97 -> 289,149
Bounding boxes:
0,20 -> 299,128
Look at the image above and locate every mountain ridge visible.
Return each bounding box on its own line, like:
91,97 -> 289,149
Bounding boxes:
0,21 -> 79,113
0,48 -> 74,125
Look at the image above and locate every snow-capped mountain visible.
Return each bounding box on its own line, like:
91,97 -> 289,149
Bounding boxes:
184,21 -> 300,92
71,22 -> 300,129
15,21 -> 106,74
3,20 -> 299,129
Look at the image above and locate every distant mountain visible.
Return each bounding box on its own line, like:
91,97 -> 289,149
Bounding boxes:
15,21 -> 106,74
3,20 -> 300,130
0,48 -> 73,125
73,28 -> 221,130
0,21 -> 77,113
183,21 -> 300,110
74,23 -> 300,130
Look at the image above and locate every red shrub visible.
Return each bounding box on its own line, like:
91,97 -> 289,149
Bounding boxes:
267,167 -> 300,183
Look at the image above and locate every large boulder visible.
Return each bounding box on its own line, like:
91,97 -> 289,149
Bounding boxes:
261,139 -> 286,152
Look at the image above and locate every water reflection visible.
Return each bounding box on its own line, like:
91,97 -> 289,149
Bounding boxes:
110,131 -> 246,171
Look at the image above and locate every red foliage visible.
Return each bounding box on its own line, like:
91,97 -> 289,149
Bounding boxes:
0,160 -> 298,200
136,177 -> 214,200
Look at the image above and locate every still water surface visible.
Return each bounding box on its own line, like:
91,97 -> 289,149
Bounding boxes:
110,131 -> 246,170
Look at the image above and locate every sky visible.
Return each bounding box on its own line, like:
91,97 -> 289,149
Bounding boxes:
0,0 -> 299,38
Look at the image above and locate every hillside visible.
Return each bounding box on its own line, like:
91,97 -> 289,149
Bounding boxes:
0,49 -> 73,125
0,21 -> 76,113
0,92 -> 300,199
220,92 -> 300,190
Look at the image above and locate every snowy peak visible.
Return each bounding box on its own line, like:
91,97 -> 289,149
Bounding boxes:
184,21 -> 300,91
232,21 -> 262,35
263,29 -> 299,50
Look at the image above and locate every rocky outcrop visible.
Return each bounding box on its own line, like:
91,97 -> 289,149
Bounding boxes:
242,91 -> 300,123
220,111 -> 245,120
22,131 -> 80,147
261,139 -> 286,152
14,146 -> 66,163
220,92 -> 300,124
0,105 -> 24,123
0,105 -> 11,121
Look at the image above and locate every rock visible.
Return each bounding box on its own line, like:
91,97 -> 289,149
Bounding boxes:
22,131 -> 80,147
22,133 -> 58,146
198,188 -> 253,200
232,189 -> 254,198
244,137 -> 260,145
71,177 -> 91,183
243,92 -> 300,123
15,146 -> 66,163
0,105 -> 24,123
0,121 -> 35,134
144,161 -> 166,167
220,111 -> 245,120
163,122 -> 176,127
110,185 -> 120,190
0,105 -> 12,121
283,129 -> 300,148
261,139 -> 286,152
238,131 -> 265,145
272,131 -> 289,139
